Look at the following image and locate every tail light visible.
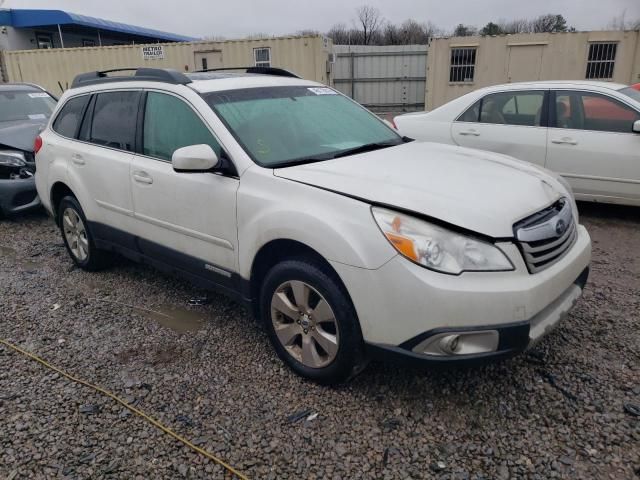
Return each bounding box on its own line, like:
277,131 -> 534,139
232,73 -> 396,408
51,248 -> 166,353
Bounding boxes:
391,118 -> 398,130
34,135 -> 43,154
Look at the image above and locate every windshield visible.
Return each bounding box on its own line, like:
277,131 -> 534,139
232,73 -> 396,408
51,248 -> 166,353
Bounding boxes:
0,90 -> 56,123
205,86 -> 402,167
618,86 -> 640,103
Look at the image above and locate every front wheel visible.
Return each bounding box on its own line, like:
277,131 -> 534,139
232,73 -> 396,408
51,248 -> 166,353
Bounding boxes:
260,259 -> 367,384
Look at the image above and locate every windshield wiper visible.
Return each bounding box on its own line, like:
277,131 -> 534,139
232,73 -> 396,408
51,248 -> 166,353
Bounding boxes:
273,138 -> 409,168
329,140 -> 403,159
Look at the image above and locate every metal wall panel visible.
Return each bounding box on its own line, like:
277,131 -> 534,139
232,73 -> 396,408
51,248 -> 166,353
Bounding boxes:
332,44 -> 427,112
1,36 -> 332,95
427,30 -> 640,109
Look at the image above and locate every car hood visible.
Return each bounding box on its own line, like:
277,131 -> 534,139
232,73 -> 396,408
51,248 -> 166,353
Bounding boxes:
0,119 -> 46,152
274,141 -> 569,238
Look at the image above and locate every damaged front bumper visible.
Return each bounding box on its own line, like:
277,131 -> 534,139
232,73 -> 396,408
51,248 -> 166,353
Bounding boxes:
0,174 -> 41,216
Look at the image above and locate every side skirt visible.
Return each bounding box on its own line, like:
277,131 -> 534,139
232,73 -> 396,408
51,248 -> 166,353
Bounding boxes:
88,221 -> 253,309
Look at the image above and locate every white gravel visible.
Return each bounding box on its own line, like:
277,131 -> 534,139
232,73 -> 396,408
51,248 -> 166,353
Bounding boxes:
1,202 -> 639,479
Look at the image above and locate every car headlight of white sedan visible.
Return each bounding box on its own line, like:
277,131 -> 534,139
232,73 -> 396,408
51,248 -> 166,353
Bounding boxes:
372,207 -> 514,274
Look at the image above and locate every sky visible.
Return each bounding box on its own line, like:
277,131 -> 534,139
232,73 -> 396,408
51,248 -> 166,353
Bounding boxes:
3,0 -> 639,39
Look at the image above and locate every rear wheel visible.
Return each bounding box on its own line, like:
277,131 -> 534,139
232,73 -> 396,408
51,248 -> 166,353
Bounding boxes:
260,258 -> 367,384
58,196 -> 112,271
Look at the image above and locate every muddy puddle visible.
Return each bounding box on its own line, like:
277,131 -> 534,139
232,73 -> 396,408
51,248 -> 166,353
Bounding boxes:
0,245 -> 40,271
144,305 -> 207,333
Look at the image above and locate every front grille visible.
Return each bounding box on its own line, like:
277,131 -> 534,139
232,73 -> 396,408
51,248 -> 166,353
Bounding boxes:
514,199 -> 577,273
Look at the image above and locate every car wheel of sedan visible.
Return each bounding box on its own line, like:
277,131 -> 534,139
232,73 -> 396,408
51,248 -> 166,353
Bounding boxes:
58,196 -> 112,271
260,258 -> 367,384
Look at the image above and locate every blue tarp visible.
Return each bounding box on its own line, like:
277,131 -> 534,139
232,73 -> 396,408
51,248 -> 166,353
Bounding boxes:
0,9 -> 197,42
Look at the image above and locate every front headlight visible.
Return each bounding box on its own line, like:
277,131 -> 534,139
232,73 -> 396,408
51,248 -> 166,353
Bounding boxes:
0,151 -> 26,167
372,207 -> 514,274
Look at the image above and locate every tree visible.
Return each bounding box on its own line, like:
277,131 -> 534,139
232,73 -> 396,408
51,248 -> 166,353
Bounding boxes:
327,23 -> 351,44
295,29 -> 321,36
480,22 -> 504,36
499,18 -> 533,34
356,5 -> 384,45
453,24 -> 477,37
608,10 -> 640,30
531,14 -> 569,33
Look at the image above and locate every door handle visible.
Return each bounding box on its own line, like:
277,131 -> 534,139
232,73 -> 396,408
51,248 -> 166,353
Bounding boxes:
71,153 -> 85,165
132,171 -> 153,184
459,129 -> 480,136
551,137 -> 577,145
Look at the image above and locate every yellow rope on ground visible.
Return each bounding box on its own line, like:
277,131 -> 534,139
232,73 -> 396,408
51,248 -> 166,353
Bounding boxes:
0,339 -> 248,480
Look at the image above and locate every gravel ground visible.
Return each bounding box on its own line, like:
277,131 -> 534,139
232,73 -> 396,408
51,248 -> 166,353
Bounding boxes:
1,202 -> 638,479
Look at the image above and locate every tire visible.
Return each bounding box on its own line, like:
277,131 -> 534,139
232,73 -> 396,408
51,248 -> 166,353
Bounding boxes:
58,196 -> 112,271
260,258 -> 367,384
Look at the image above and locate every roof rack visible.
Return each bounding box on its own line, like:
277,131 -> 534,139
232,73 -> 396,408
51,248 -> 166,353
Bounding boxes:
191,66 -> 301,78
71,68 -> 192,88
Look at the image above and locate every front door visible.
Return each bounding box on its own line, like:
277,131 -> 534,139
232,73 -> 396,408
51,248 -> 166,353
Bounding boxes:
130,91 -> 239,286
546,90 -> 640,204
194,50 -> 223,71
451,89 -> 548,166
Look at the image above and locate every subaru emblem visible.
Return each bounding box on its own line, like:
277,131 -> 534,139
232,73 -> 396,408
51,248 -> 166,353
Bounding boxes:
555,219 -> 567,236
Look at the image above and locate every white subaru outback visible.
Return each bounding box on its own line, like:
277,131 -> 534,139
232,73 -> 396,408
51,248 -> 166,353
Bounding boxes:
35,67 -> 591,383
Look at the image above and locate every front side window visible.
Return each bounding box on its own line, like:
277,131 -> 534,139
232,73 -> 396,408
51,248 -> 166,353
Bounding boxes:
206,86 -> 401,167
450,48 -> 476,83
473,91 -> 545,126
52,95 -> 89,138
143,92 -> 221,161
585,43 -> 617,80
254,48 -> 271,67
554,91 -> 640,133
0,89 -> 56,124
87,91 -> 140,151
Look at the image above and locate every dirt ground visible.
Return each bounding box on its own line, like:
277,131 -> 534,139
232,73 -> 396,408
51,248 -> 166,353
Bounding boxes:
1,202 -> 639,479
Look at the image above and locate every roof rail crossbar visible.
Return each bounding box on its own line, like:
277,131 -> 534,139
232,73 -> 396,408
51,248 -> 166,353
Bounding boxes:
191,66 -> 300,78
71,68 -> 192,88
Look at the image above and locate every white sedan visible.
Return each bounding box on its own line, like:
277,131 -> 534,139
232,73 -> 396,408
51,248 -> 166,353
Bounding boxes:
395,81 -> 640,206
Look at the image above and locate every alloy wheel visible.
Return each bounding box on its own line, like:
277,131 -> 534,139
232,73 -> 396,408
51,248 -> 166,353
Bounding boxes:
62,208 -> 89,262
270,280 -> 340,368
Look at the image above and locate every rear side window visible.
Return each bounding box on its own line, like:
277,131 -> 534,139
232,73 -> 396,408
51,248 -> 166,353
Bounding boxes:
142,92 -> 221,161
87,91 -> 140,151
52,95 -> 90,138
458,99 -> 481,122
479,91 -> 545,126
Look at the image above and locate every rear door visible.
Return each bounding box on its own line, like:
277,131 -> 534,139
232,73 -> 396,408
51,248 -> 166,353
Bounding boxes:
451,89 -> 548,166
130,90 -> 239,286
546,90 -> 640,204
68,90 -> 140,230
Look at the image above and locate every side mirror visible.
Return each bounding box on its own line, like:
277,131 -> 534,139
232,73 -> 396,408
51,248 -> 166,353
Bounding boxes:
633,120 -> 640,134
172,144 -> 219,172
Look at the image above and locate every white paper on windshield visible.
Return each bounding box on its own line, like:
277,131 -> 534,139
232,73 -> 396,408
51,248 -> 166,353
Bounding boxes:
28,114 -> 47,120
28,92 -> 50,98
308,87 -> 337,95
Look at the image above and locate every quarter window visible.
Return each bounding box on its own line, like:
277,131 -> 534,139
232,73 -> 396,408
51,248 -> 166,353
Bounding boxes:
585,43 -> 617,79
465,91 -> 545,126
52,95 -> 90,138
143,92 -> 222,161
87,91 -> 140,151
254,48 -> 271,67
449,48 -> 476,83
554,91 -> 640,133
